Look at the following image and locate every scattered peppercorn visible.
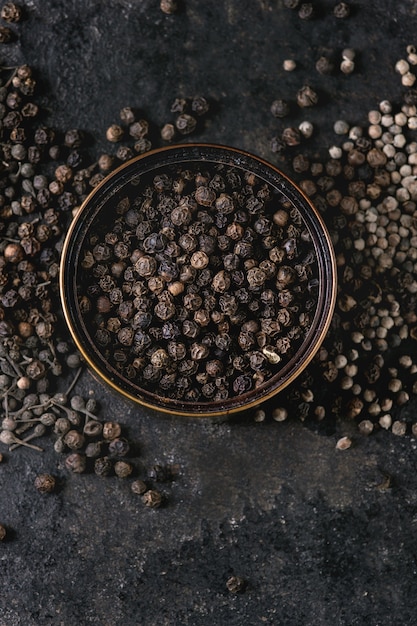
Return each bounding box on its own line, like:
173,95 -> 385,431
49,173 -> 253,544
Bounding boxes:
114,460 -> 133,478
106,124 -> 124,143
267,46 -> 417,439
34,473 -> 56,493
131,479 -> 147,495
298,3 -> 314,20
0,26 -> 13,42
270,99 -> 290,118
160,0 -> 178,14
297,85 -> 318,108
142,489 -> 163,508
226,575 -> 247,593
65,453 -> 86,473
333,2 -> 351,18
94,456 -> 113,477
1,2 -> 22,22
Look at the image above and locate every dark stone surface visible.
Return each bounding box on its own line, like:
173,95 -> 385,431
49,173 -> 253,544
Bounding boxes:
2,1 -> 417,625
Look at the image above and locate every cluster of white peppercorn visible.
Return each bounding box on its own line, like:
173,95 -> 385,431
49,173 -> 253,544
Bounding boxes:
259,47 -> 417,439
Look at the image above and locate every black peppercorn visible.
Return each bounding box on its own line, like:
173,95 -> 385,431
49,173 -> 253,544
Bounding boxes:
175,114 -> 197,135
0,26 -> 13,42
34,473 -> 56,494
65,453 -> 86,474
148,464 -> 171,482
142,489 -> 163,508
114,460 -> 133,478
78,161 -> 320,406
1,2 -> 22,22
297,85 -> 318,108
170,97 -> 187,113
334,2 -> 350,18
191,96 -> 209,116
94,456 -> 113,477
270,99 -> 290,118
83,420 -> 103,438
103,421 -> 122,440
131,479 -> 147,495
315,55 -> 334,75
226,575 -> 246,593
85,442 -> 103,458
298,3 -> 314,19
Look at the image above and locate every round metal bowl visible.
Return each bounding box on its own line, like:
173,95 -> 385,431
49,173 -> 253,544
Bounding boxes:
60,144 -> 336,417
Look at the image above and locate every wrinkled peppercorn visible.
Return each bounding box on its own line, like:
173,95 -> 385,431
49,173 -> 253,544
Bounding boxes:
226,575 -> 247,593
142,489 -> 163,508
34,473 -> 56,494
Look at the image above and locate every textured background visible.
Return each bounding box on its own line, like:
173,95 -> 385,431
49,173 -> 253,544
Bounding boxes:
2,1 -> 417,625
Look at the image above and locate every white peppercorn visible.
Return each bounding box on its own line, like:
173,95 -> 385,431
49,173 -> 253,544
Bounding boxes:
340,59 -> 355,74
379,414 -> 392,429
336,436 -> 352,450
298,120 -> 314,138
272,407 -> 288,422
283,59 -> 297,71
402,72 -> 416,87
333,120 -> 350,135
395,59 -> 410,75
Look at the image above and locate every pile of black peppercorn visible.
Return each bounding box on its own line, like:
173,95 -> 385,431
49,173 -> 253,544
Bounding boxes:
79,163 -> 319,403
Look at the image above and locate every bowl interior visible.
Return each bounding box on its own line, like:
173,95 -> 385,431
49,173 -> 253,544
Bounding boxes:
60,144 -> 336,416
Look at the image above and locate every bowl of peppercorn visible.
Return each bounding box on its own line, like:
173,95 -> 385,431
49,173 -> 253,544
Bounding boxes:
60,144 -> 336,417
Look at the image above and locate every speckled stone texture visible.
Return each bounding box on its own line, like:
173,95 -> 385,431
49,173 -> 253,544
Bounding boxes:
2,1 -> 417,625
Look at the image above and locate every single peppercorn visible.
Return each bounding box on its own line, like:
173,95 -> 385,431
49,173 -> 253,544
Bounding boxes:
175,114 -> 197,135
334,2 -> 350,18
65,453 -> 86,473
316,56 -> 334,75
170,97 -> 187,113
282,127 -> 301,146
1,3 -> 22,22
142,489 -> 163,508
106,124 -> 124,143
160,0 -> 178,14
226,575 -> 246,593
0,524 -> 6,541
114,460 -> 133,478
191,96 -> 209,116
119,106 -> 136,125
297,85 -> 318,108
103,421 -> 122,440
298,2 -> 314,19
94,456 -> 113,477
34,473 -> 56,494
129,119 -> 149,140
0,26 -> 13,42
270,99 -> 290,118
83,420 -> 103,437
161,123 -> 175,142
148,464 -> 170,482
131,479 -> 147,495
64,429 -> 85,450
108,438 -> 130,457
